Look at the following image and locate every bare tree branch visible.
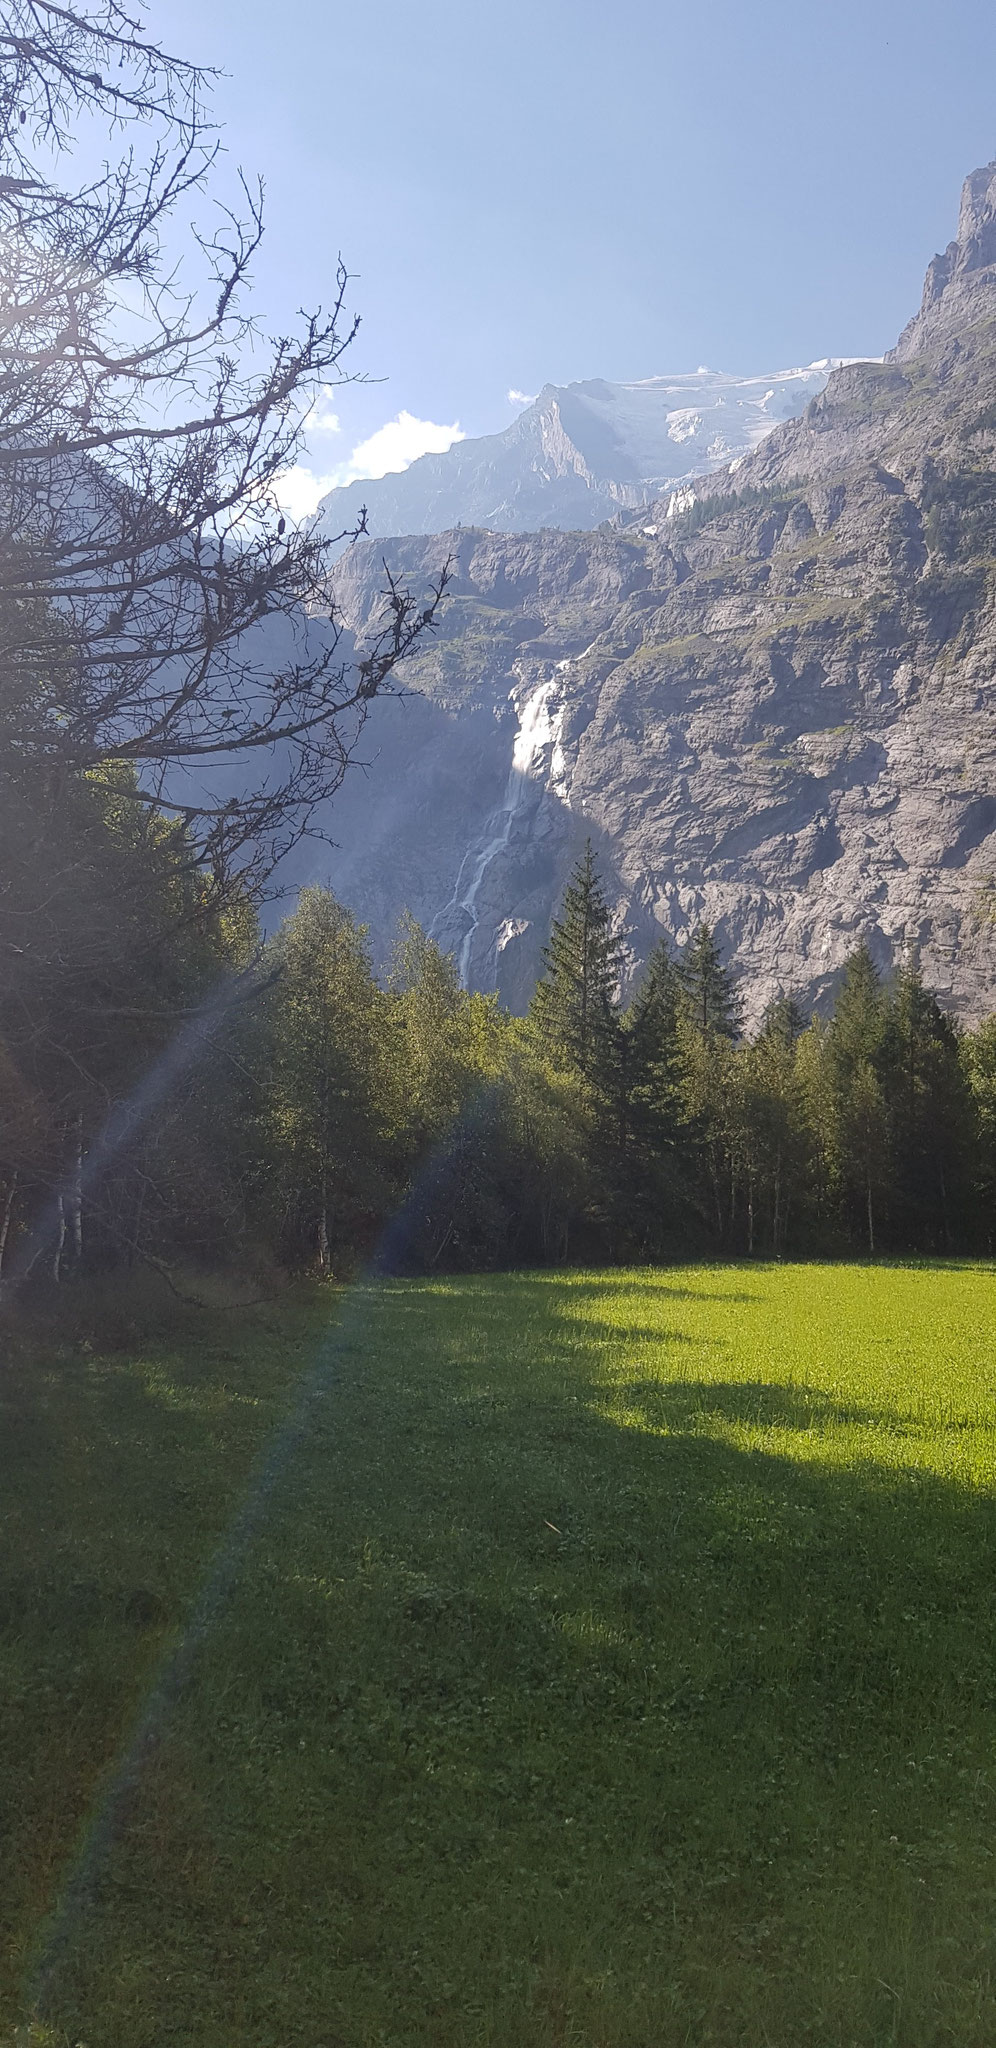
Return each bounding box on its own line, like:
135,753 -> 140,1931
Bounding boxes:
0,2 -> 449,904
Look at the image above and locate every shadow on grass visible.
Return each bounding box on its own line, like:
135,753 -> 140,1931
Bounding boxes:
7,1270 -> 996,2046
608,1378 -> 893,1433
417,1271 -> 762,1305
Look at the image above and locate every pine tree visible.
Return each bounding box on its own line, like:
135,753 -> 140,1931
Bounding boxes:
614,938 -> 691,1253
264,889 -> 391,1274
530,842 -> 622,1086
733,996 -> 809,1254
962,1016 -> 996,1249
388,914 -> 474,1153
824,942 -> 890,1252
759,995 -> 806,1047
627,939 -> 684,1145
885,958 -> 972,1248
670,925 -> 741,1244
678,924 -> 743,1040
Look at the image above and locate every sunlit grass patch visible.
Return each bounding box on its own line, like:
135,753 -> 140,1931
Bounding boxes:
2,1262 -> 996,2045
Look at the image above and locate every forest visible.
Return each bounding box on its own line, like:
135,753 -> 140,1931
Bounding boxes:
4,784 -> 996,1294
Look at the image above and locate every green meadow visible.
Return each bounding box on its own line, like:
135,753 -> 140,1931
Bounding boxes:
3,1263 -> 996,2047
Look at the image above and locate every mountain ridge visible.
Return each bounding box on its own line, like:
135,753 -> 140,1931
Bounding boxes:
316,365 -> 842,550
319,162 -> 996,1027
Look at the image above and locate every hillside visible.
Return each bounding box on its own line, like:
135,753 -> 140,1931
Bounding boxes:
323,161 -> 996,1023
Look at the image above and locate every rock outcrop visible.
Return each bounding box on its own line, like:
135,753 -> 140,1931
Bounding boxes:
321,164 -> 996,1026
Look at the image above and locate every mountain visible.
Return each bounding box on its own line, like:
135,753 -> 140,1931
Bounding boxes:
316,367 -> 840,547
317,163 -> 996,1026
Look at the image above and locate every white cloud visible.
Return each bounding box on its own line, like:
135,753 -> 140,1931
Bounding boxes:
331,410 -> 464,485
507,387 -> 537,407
273,465 -> 340,522
275,409 -> 464,522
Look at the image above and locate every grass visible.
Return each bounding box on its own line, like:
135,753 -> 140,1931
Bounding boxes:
2,1261 -> 996,2047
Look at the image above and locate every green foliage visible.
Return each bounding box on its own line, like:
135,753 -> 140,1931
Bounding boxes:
0,756 -> 254,1282
885,959 -> 974,1248
961,1014 -> 996,1246
678,922 -> 743,1040
5,782 -> 996,1286
530,840 -> 622,1086
626,937 -> 685,1145
818,943 -> 890,1251
259,890 -> 396,1272
665,480 -> 804,547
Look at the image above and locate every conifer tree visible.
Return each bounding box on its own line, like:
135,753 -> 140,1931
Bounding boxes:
760,995 -> 806,1047
962,1016 -> 996,1249
626,939 -> 685,1149
885,958 -> 972,1248
388,914 -> 475,1153
678,924 -> 743,1039
672,924 -> 741,1243
613,937 -> 689,1252
530,842 -> 622,1085
829,942 -> 885,1070
264,889 -> 391,1273
733,995 -> 810,1254
824,942 -> 889,1252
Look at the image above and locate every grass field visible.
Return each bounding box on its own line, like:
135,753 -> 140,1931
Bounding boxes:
2,1263 -> 996,2047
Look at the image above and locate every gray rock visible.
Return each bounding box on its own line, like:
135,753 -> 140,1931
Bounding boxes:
318,163 -> 996,1028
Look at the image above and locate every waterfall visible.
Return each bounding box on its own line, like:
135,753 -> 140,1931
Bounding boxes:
430,672 -> 568,985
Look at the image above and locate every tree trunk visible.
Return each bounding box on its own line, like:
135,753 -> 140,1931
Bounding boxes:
318,1161 -> 331,1276
0,1170 -> 19,1289
68,1112 -> 84,1270
131,1177 -> 147,1267
53,1194 -> 66,1284
866,1169 -> 875,1256
710,1157 -> 723,1243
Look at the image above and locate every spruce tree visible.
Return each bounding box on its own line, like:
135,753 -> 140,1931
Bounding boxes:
885,958 -> 972,1248
735,996 -> 809,1255
530,842 -> 622,1085
613,937 -> 689,1253
963,1016 -> 996,1249
671,925 -> 741,1245
759,994 -> 806,1046
627,938 -> 684,1144
265,888 -> 391,1273
678,924 -> 743,1039
829,941 -> 885,1072
825,942 -> 890,1252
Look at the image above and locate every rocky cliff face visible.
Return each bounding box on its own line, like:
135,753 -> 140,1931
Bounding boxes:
321,165 -> 996,1025
316,367 -> 837,551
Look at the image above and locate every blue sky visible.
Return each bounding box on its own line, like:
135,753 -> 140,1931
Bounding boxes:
153,0 -> 996,513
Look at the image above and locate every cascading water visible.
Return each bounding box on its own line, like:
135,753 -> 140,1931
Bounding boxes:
430,670 -> 569,985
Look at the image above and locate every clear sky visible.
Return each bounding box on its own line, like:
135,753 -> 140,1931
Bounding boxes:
152,0 -> 996,513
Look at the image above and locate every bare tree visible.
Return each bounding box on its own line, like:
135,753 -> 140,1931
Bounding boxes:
0,1 -> 447,898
